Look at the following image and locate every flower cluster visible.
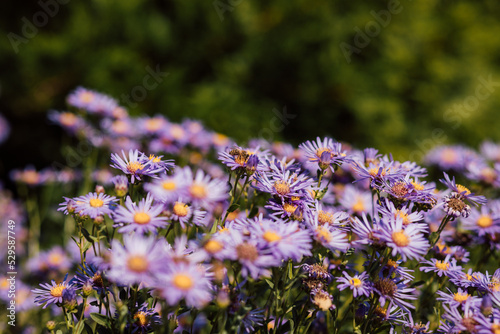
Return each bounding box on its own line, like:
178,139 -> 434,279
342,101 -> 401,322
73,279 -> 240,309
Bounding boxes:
4,87 -> 499,334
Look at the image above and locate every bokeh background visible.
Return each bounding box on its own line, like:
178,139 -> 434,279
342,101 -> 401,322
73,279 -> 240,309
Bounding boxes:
2,0 -> 500,187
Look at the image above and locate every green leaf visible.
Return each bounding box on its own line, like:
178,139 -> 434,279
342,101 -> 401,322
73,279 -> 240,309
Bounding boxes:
410,280 -> 426,288
56,331 -> 63,334
265,278 -> 274,289
74,320 -> 85,334
227,203 -> 240,213
90,313 -> 110,327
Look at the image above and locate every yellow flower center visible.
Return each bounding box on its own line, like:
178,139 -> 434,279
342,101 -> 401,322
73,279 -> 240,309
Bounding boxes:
173,274 -> 194,290
213,133 -> 228,146
350,278 -> 362,287
435,261 -> 449,271
134,312 -> 149,327
352,199 -> 365,213
22,170 -> 40,185
162,181 -> 176,191
149,154 -> 161,163
218,227 -> 229,234
133,212 -> 151,225
387,259 -> 399,269
111,120 -> 128,134
273,180 -> 290,196
145,118 -> 163,132
60,112 -> 78,127
89,198 -> 104,208
50,284 -> 66,297
316,226 -> 332,242
48,253 -> 63,265
190,152 -> 203,164
411,181 -> 425,191
492,324 -> 500,334
391,231 -> 410,247
283,203 -> 297,214
456,184 -> 471,196
127,255 -> 149,273
477,215 -> 493,228
263,231 -> 281,242
442,149 -> 458,163
313,148 -> 331,160
453,291 -> 470,303
171,125 -> 185,139
80,91 -> 94,103
190,183 -> 207,199
127,161 -> 144,173
395,210 -> 410,226
204,240 -> 223,254
318,210 -> 333,225
173,202 -> 189,217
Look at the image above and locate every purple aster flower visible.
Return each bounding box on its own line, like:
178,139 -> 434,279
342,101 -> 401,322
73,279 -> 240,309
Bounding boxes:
253,161 -> 314,200
111,175 -> 129,197
136,115 -> 168,136
32,274 -> 74,309
420,254 -> 463,278
247,216 -> 312,262
304,208 -> 350,252
310,288 -> 335,311
440,172 -> 487,206
378,216 -> 429,261
306,201 -> 350,229
336,271 -> 371,298
425,145 -> 480,171
299,137 -> 350,170
129,302 -> 162,333
106,234 -> 167,286
350,213 -> 384,248
142,153 -> 175,174
449,268 -> 480,289
440,300 -> 481,333
72,263 -> 108,294
156,261 -> 212,308
183,167 -> 229,210
378,199 -> 426,231
111,149 -> 164,183
338,184 -> 373,215
461,205 -> 500,237
10,166 -> 54,186
73,192 -> 118,219
223,228 -> 280,279
113,193 -> 168,235
471,269 -> 500,294
372,275 -> 417,311
443,192 -> 472,218
218,145 -> 267,175
144,169 -> 189,204
437,288 -> 481,308
166,198 -> 207,229
67,87 -> 119,116
48,110 -> 86,135
480,140 -> 500,163
352,161 -> 405,188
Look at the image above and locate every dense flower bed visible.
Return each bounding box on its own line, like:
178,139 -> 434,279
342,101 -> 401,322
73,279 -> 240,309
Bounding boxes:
2,87 -> 500,333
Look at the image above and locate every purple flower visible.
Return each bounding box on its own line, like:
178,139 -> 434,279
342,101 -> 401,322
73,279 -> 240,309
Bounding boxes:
306,209 -> 350,252
32,274 -> 74,309
437,288 -> 481,308
420,255 -> 463,278
440,172 -> 487,206
372,275 -> 416,311
336,271 -> 371,298
299,137 -> 349,169
113,193 -> 168,235
378,216 -> 429,261
106,234 -> 167,286
461,205 -> 500,237
443,192 -> 472,218
144,170 -> 189,204
218,145 -> 267,175
183,167 -> 229,210
72,192 -> 118,219
156,261 -> 212,308
129,303 -> 162,333
111,149 -> 164,183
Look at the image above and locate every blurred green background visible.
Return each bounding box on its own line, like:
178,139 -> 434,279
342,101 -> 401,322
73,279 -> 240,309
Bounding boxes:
2,0 -> 500,181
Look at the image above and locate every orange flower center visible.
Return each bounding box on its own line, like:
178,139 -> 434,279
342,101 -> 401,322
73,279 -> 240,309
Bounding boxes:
133,212 -> 151,225
391,231 -> 410,247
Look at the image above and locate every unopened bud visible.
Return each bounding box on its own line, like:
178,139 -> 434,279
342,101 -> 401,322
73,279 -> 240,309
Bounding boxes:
95,185 -> 105,194
46,320 -> 56,330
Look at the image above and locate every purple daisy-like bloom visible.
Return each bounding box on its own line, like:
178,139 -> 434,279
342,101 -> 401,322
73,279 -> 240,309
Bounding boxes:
113,193 -> 168,235
437,288 -> 481,308
73,192 -> 118,219
32,274 -> 74,309
461,205 -> 500,237
336,271 -> 371,298
378,216 -> 429,261
167,198 -> 207,229
129,302 -> 162,334
338,184 -> 373,215
440,300 -> 481,333
223,228 -> 280,279
218,145 -> 267,175
372,275 -> 417,311
299,137 -> 350,169
111,149 -> 164,183
71,263 -> 108,294
350,213 -> 384,248
440,172 -> 487,206
305,210 -> 350,252
142,153 -> 175,174
471,269 -> 500,294
144,169 -> 189,204
67,87 -> 119,116
378,199 -> 427,231
425,145 -> 479,172
352,161 -> 405,188
183,167 -> 229,210
48,110 -> 86,135
58,197 -> 77,215
253,161 -> 314,200
443,192 -> 472,218
137,115 -> 168,136
156,261 -> 212,308
449,268 -> 480,289
247,216 -> 312,262
420,255 -> 463,278
107,234 -> 167,286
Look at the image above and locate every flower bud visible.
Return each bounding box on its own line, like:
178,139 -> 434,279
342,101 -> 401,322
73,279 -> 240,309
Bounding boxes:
82,280 -> 94,297
62,288 -> 77,311
95,185 -> 105,194
46,320 -> 56,331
